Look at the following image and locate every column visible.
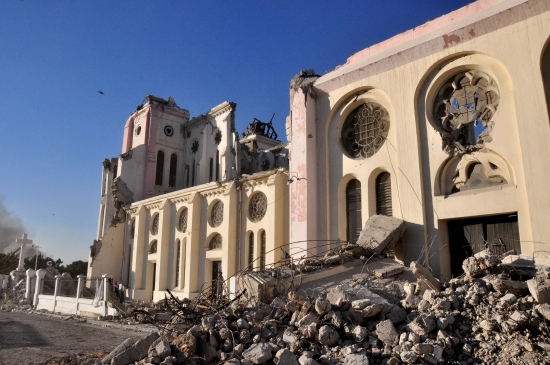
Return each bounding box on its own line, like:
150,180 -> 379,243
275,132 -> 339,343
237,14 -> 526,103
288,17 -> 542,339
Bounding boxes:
76,275 -> 86,314
33,269 -> 46,308
25,269 -> 36,301
53,274 -> 62,312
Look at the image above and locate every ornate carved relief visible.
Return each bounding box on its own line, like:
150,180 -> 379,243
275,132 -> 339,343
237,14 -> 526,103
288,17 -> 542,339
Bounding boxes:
341,102 -> 390,159
211,201 -> 224,227
433,70 -> 500,155
249,192 -> 267,222
439,151 -> 511,195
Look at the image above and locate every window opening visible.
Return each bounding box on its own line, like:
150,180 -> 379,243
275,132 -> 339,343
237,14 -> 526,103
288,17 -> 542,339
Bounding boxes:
191,159 -> 196,187
185,165 -> 190,188
155,151 -> 164,186
175,240 -> 181,287
216,150 -> 220,181
341,103 -> 389,159
376,172 -> 392,216
169,154 -> 177,187
248,232 -> 254,270
209,158 -> 214,182
346,179 -> 362,243
260,231 -> 266,271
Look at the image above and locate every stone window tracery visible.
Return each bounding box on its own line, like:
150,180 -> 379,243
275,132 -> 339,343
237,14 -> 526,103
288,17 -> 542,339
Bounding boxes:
341,102 -> 390,159
215,130 -> 222,145
151,214 -> 159,235
178,208 -> 188,232
211,201 -> 224,227
433,70 -> 500,155
249,193 -> 267,222
209,234 -> 222,250
149,240 -> 157,254
191,140 -> 199,154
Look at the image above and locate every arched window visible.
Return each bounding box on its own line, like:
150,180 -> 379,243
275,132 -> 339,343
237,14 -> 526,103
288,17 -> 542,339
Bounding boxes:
155,151 -> 164,186
149,240 -> 157,254
260,230 -> 266,271
216,150 -> 220,181
191,159 -> 196,187
175,240 -> 181,287
346,179 -> 362,243
209,158 -> 214,182
376,172 -> 392,216
169,153 -> 177,187
248,232 -> 254,270
185,165 -> 190,188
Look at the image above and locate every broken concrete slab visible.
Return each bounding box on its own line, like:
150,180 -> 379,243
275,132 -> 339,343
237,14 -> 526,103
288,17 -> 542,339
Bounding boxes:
356,215 -> 405,256
527,274 -> 550,304
491,278 -> 529,296
243,343 -> 272,364
373,263 -> 404,279
462,250 -> 501,278
101,338 -> 135,364
376,319 -> 399,346
411,262 -> 442,293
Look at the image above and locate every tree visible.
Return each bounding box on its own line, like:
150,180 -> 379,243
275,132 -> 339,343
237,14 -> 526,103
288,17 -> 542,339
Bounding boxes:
62,260 -> 88,278
24,254 -> 63,271
0,250 -> 19,275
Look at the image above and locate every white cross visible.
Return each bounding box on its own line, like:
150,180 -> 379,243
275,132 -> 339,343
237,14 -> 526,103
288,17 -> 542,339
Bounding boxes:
16,234 -> 33,270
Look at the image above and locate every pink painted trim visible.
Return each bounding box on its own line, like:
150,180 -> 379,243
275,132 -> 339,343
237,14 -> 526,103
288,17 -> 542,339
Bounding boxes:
343,0 -> 521,67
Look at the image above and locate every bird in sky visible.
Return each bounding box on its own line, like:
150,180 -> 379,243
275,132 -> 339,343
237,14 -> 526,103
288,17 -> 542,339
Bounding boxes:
98,91 -> 104,95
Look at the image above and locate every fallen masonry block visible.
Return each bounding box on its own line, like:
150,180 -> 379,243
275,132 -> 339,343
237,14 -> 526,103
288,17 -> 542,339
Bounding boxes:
527,274 -> 550,304
411,262 -> 442,293
491,279 -> 529,296
373,262 -> 404,279
356,215 -> 405,256
101,338 -> 135,364
462,250 -> 501,278
243,343 -> 273,364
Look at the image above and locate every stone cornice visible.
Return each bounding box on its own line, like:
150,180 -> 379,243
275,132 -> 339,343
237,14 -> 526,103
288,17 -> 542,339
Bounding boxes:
169,195 -> 190,204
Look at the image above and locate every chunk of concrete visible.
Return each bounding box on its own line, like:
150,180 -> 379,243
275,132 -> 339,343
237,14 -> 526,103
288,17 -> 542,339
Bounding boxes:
491,279 -> 528,296
155,341 -> 172,359
243,343 -> 272,364
462,250 -> 501,278
172,333 -> 197,357
102,338 -> 135,364
373,263 -> 404,279
356,215 -> 405,256
276,349 -> 299,365
527,275 -> 550,304
318,325 -> 339,346
343,353 -> 370,365
409,314 -> 436,336
111,332 -> 160,365
376,320 -> 399,346
411,262 -> 442,293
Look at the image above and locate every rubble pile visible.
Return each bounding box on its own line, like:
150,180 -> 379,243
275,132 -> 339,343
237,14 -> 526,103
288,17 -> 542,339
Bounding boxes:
0,279 -> 32,312
109,249 -> 550,365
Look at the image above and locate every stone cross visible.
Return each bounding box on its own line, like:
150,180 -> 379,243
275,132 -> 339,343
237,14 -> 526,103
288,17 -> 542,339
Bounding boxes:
16,234 -> 33,271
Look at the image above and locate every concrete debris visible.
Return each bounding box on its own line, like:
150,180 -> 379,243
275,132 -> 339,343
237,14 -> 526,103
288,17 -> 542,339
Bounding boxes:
356,215 -> 405,256
410,261 -> 442,293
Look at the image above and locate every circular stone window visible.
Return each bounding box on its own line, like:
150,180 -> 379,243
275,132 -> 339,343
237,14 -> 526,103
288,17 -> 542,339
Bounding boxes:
249,192 -> 267,222
151,214 -> 159,235
136,126 -> 142,135
164,126 -> 174,136
210,201 -> 224,227
178,208 -> 188,232
432,70 -> 500,155
341,102 -> 390,159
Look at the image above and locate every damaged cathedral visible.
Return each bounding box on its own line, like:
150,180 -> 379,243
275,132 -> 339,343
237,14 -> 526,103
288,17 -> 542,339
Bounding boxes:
89,0 -> 550,301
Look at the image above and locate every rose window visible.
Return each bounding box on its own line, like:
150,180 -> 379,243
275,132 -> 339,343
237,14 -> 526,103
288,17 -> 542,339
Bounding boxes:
215,130 -> 222,145
178,208 -> 188,232
433,70 -> 500,155
341,102 -> 390,159
249,192 -> 267,222
191,140 -> 199,154
211,201 -> 224,227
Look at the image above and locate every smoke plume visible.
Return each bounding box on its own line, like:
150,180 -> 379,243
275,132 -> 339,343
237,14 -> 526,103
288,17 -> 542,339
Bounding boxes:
0,196 -> 27,253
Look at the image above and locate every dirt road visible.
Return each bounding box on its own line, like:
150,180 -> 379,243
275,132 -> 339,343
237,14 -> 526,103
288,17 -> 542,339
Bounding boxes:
0,312 -> 147,365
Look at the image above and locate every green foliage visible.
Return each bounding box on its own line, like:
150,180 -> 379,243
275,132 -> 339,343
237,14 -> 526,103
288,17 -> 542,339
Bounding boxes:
24,254 -> 63,271
62,260 -> 88,277
0,250 -> 19,274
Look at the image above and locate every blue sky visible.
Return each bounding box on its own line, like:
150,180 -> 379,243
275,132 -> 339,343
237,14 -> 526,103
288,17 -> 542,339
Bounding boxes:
0,0 -> 470,264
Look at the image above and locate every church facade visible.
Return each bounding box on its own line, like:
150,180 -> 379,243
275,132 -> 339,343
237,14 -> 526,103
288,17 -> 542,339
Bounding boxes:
287,0 -> 550,280
89,0 -> 550,301
88,96 -> 289,301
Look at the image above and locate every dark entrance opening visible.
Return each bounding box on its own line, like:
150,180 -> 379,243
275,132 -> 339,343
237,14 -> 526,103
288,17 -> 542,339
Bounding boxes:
212,261 -> 223,296
151,263 -> 157,298
448,213 -> 520,277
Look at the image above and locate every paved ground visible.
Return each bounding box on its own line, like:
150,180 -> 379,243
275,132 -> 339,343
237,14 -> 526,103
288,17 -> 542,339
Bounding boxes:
0,312 -> 146,365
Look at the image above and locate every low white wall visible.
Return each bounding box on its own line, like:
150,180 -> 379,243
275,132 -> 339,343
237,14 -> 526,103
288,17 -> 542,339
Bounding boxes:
35,294 -> 117,316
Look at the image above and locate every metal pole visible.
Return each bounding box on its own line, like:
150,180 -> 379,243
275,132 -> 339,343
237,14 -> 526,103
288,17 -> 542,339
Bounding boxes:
33,245 -> 41,271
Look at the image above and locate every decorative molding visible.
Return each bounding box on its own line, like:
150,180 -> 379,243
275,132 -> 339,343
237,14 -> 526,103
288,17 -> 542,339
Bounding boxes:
170,195 -> 190,204
243,177 -> 269,189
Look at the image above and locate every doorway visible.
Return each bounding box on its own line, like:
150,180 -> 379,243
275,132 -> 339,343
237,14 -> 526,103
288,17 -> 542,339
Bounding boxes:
448,213 -> 520,276
212,261 -> 222,296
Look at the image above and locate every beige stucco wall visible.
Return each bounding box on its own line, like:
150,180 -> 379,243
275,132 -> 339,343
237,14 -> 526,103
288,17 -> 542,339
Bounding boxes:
289,0 -> 550,278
